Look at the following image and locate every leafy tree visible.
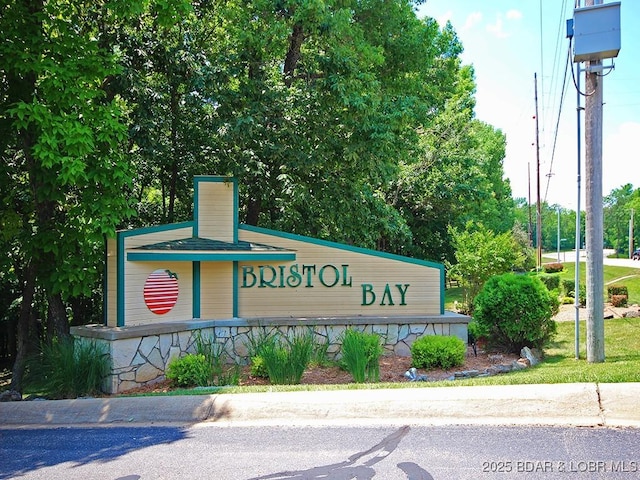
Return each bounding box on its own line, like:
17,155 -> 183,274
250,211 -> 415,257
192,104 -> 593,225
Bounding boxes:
1,0 -> 188,392
603,184 -> 635,255
386,54 -> 515,262
447,222 -> 525,313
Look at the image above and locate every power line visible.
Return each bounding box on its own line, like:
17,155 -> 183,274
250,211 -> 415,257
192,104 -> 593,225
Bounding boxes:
543,47 -> 571,203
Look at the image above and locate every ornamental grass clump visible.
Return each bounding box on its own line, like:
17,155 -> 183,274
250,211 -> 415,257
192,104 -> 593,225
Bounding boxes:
339,329 -> 383,383
246,330 -> 279,378
410,335 -> 466,370
27,337 -> 109,399
260,330 -> 314,384
194,332 -> 240,386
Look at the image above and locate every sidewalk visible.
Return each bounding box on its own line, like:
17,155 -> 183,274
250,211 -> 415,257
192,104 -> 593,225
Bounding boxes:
1,383 -> 639,428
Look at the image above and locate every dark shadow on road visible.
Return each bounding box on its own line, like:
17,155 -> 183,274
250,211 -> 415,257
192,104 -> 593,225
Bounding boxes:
0,426 -> 189,479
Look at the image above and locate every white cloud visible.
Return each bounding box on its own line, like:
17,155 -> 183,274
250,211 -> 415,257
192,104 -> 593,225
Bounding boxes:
436,10 -> 453,27
486,15 -> 510,39
463,12 -> 482,30
603,122 -> 640,193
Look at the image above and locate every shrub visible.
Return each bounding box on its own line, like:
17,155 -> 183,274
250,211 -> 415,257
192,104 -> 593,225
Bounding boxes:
561,279 -> 586,307
543,262 -> 564,273
611,294 -> 628,308
26,337 -> 110,399
166,354 -> 212,387
539,274 -> 560,291
260,330 -> 314,384
410,335 -> 466,370
607,284 -> 628,300
473,273 -> 557,353
339,329 -> 383,383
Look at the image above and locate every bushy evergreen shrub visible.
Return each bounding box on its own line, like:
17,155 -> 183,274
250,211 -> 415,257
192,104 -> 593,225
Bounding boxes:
166,354 -> 212,387
410,335 -> 465,369
473,273 -> 557,353
339,329 -> 383,383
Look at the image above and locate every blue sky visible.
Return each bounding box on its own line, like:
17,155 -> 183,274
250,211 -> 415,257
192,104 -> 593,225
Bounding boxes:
416,1 -> 639,210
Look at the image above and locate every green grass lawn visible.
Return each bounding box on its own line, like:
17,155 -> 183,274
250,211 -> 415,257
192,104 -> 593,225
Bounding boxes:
450,317 -> 640,387
557,262 -> 640,303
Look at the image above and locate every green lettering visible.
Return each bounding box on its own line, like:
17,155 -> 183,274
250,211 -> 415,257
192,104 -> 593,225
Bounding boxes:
242,266 -> 256,288
319,264 -> 339,287
341,265 -> 352,286
361,284 -> 376,306
302,264 -> 316,287
278,266 -> 286,288
287,264 -> 302,287
259,265 -> 277,288
395,284 -> 409,305
380,284 -> 394,305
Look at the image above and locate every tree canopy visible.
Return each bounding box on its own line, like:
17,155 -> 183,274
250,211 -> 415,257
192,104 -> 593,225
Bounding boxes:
2,0 -> 517,391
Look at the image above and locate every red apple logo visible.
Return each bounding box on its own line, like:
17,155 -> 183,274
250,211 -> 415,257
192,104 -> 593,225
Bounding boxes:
143,269 -> 179,315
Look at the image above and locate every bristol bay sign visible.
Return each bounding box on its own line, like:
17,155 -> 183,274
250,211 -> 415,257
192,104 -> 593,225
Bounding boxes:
105,176 -> 443,327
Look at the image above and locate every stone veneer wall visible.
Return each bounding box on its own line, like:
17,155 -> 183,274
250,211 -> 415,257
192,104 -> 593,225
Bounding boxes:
71,313 -> 469,394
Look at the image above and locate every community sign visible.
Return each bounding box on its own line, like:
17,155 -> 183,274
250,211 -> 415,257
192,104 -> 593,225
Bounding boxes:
105,176 -> 445,327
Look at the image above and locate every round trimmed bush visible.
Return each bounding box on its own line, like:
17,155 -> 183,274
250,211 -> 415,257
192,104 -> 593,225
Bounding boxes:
410,335 -> 466,370
473,273 -> 557,353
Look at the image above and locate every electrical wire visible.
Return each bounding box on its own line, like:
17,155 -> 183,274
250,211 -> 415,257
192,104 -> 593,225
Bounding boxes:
543,47 -> 571,203
569,37 -> 596,97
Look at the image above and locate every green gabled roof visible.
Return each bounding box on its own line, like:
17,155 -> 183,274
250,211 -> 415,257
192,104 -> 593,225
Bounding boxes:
127,237 -> 296,262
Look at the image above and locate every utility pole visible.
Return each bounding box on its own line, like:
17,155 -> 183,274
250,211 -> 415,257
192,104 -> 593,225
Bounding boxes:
630,209 -> 634,258
584,0 -> 605,363
574,27 -> 583,361
534,73 -> 542,270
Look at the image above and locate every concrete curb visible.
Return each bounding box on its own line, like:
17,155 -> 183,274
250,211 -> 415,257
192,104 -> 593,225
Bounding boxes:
2,383 -> 637,428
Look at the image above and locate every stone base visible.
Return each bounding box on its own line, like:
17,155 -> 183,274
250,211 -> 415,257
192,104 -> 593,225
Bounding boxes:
71,312 -> 469,394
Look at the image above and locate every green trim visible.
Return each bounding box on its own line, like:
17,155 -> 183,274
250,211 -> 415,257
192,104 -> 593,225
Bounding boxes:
239,224 -> 445,314
116,232 -> 125,327
193,261 -> 201,318
127,251 -> 296,262
118,221 -> 194,239
239,224 -> 444,269
233,261 -> 239,317
440,268 -> 445,315
233,180 -> 238,243
103,236 -> 108,326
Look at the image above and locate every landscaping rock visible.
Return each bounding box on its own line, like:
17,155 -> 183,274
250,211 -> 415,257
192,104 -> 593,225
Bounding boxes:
520,346 -> 540,366
0,390 -> 22,402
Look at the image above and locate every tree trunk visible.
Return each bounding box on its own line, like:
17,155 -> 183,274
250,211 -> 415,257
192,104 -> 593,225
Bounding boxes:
10,263 -> 36,394
284,23 -> 305,87
46,293 -> 70,342
246,197 -> 261,226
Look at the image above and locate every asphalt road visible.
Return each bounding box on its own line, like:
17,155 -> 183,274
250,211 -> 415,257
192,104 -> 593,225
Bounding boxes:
2,424 -> 639,480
